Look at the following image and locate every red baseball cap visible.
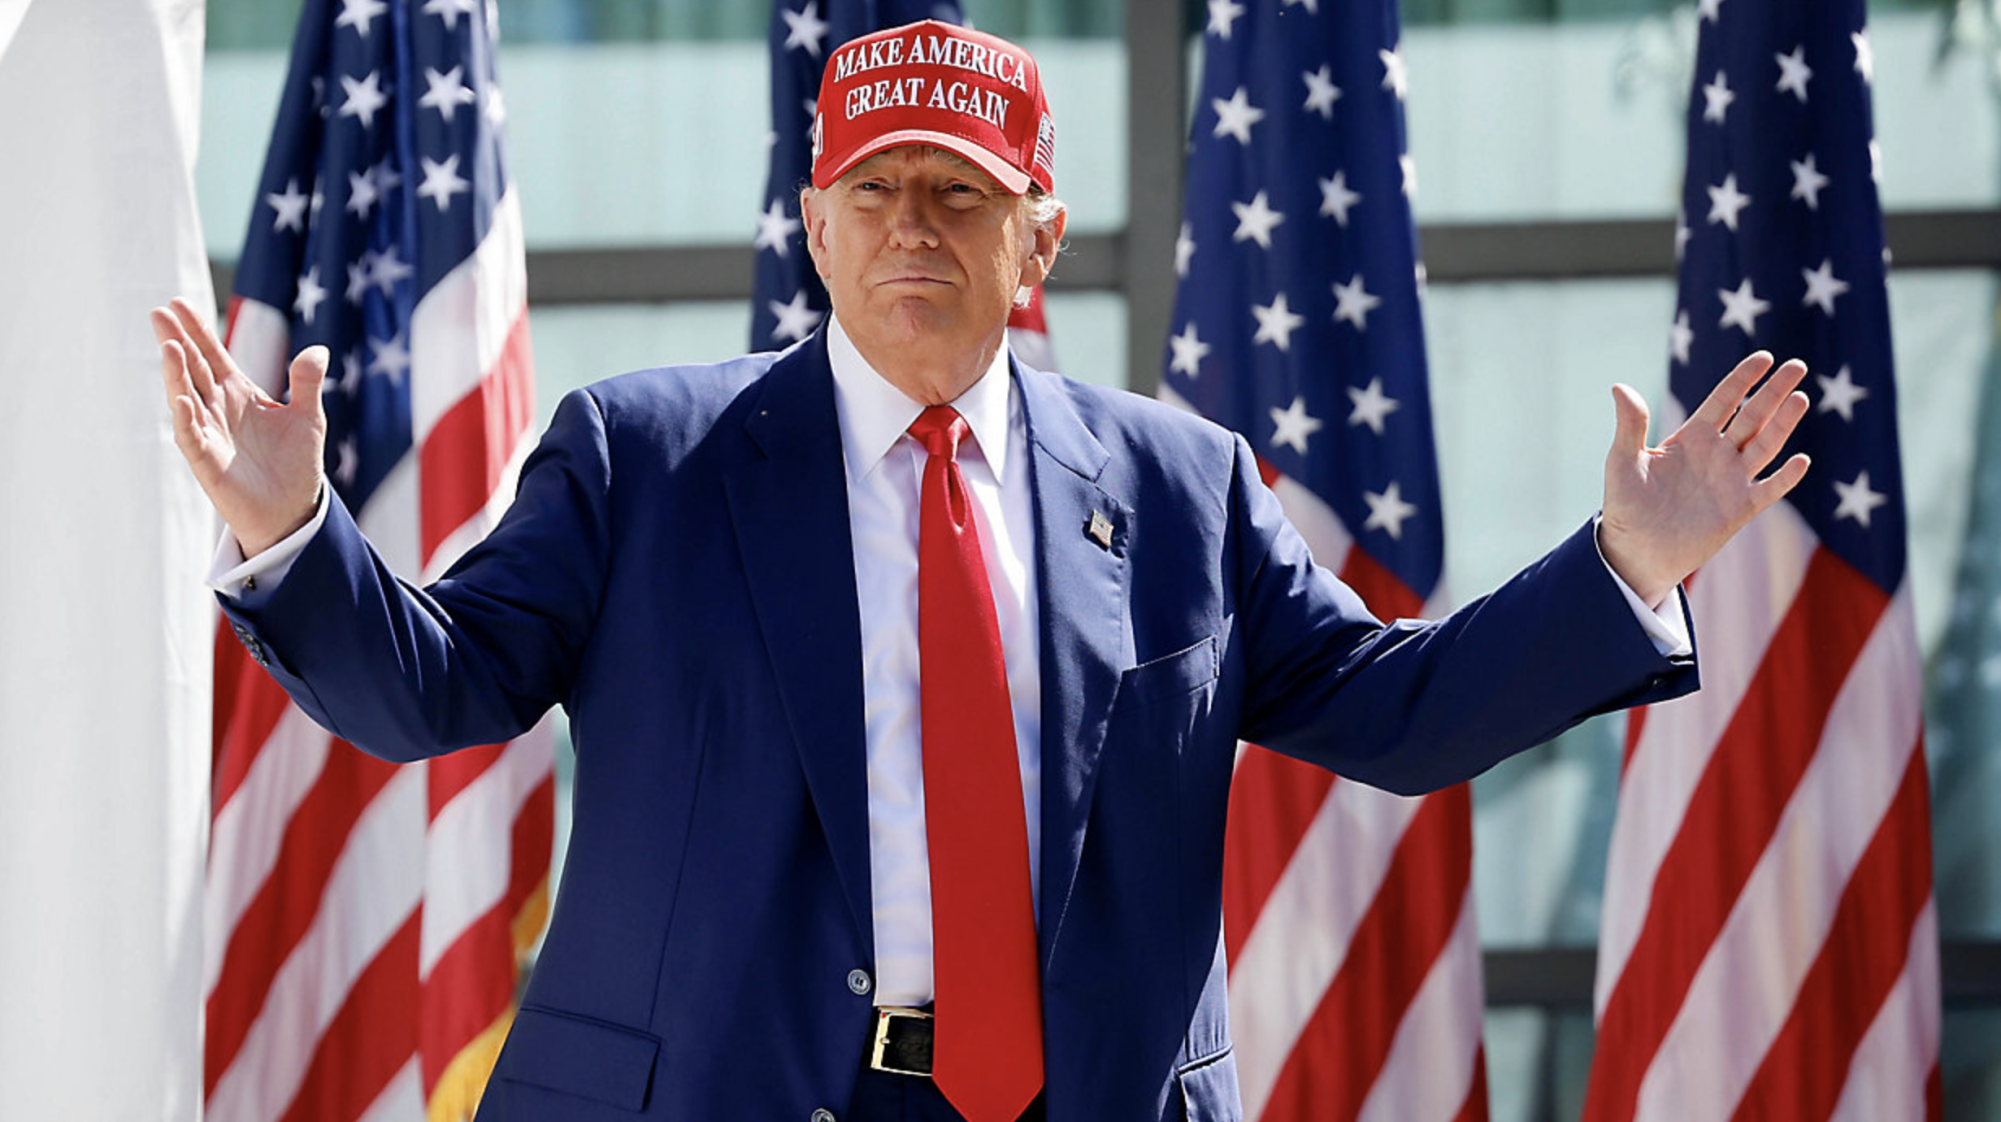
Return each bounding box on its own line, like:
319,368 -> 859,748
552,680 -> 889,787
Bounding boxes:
812,20 -> 1055,196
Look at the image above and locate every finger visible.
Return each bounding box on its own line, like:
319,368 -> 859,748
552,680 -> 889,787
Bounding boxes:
167,294 -> 219,349
169,392 -> 209,462
1749,452 -> 1811,512
157,332 -> 189,395
158,337 -> 197,414
161,341 -> 217,461
168,296 -> 246,404
163,299 -> 223,407
159,339 -> 219,431
148,305 -> 181,347
1608,383 -> 1652,462
1723,358 -> 1809,449
1740,390 -> 1810,474
287,345 -> 331,417
151,306 -> 198,379
1690,350 -> 1775,431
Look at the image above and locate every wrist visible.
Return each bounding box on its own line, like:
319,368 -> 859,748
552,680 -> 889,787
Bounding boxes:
1595,518 -> 1674,610
236,480 -> 324,559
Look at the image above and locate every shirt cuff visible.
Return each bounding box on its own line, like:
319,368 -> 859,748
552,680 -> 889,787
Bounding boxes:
206,486 -> 331,601
1592,516 -> 1693,659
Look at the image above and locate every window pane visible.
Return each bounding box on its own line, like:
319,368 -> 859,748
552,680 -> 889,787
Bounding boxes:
207,0 -> 309,51
1402,0 -> 1941,25
1042,291 -> 1130,389
1404,0 -> 1667,23
1481,1007 -> 1597,1122
963,0 -> 1123,39
1397,10 -> 1999,221
1946,1008 -> 2001,1122
527,301 -> 752,421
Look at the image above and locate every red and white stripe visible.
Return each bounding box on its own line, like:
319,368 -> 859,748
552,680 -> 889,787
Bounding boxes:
1166,386 -> 1486,1122
206,186 -> 554,1122
1586,489 -> 1941,1121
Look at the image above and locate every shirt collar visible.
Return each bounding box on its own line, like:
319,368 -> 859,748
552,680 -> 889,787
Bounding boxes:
825,312 -> 1014,484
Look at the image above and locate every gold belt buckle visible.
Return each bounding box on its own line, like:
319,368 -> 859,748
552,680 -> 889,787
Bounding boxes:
870,1006 -> 934,1077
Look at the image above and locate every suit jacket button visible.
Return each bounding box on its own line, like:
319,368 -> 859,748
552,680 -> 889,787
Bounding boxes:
846,969 -> 871,996
811,1110 -> 836,1122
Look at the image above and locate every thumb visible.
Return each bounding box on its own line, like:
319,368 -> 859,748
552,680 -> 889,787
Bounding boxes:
288,345 -> 330,410
1609,383 -> 1651,461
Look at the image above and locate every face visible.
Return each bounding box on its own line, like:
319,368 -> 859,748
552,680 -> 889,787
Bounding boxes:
801,146 -> 1063,401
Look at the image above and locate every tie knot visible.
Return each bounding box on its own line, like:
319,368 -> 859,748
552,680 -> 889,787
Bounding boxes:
909,405 -> 970,461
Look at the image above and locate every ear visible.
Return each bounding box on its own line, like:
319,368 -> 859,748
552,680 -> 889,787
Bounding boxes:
800,188 -> 835,281
1017,205 -> 1066,290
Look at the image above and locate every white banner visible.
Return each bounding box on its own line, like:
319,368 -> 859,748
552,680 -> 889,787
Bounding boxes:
0,0 -> 211,1117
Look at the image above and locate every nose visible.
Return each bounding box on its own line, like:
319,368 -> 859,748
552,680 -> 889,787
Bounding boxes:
885,188 -> 940,249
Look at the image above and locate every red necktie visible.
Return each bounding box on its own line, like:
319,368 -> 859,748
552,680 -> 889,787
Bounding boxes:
909,405 -> 1044,1122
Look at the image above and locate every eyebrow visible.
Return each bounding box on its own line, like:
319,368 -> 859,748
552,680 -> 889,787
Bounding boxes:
850,148 -> 996,185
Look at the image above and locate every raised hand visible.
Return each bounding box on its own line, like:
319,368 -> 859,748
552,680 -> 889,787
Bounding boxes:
1598,351 -> 1813,608
152,297 -> 329,557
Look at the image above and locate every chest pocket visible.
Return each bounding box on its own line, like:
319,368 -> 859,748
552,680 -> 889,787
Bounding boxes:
1113,636 -> 1219,713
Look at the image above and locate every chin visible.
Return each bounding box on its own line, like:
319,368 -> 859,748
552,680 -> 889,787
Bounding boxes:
873,299 -> 955,340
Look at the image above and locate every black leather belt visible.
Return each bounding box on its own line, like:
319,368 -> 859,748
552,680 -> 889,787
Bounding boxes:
870,1006 -> 935,1077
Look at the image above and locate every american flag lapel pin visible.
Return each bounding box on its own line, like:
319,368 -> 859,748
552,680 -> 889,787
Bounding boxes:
1087,509 -> 1114,550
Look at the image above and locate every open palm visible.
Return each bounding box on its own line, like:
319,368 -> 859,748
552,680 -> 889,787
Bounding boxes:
1598,351 -> 1813,608
152,297 -> 328,556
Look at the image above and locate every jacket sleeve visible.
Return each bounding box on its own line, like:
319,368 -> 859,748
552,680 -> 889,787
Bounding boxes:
1227,431 -> 1698,795
220,388 -> 615,762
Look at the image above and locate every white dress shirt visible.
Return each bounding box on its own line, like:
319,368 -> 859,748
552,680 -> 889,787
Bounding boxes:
208,316 -> 1690,1010
826,313 -> 1043,1007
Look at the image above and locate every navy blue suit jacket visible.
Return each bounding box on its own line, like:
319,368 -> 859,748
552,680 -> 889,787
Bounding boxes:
224,331 -> 1696,1121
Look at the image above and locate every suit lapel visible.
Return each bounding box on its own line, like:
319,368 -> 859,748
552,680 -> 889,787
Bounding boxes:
1016,362 -> 1129,971
722,334 -> 875,953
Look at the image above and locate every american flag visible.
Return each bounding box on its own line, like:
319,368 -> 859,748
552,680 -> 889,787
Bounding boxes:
754,0 -> 1056,367
205,1 -> 554,1118
1585,2 -> 1941,1118
1162,3 -> 1487,1121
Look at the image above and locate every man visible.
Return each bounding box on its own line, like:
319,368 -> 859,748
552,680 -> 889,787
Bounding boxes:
154,20 -> 1810,1122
